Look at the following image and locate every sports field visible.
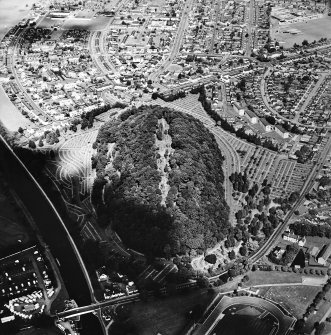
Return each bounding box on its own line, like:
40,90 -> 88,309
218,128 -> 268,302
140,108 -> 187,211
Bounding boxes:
264,285 -> 320,319
272,16 -> 331,48
244,270 -> 302,287
212,304 -> 277,335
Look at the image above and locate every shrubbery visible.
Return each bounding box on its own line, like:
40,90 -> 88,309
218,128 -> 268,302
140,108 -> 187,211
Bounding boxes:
92,106 -> 230,256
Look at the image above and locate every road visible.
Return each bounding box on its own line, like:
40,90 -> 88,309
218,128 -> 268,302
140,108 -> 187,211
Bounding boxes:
8,27 -> 49,124
245,0 -> 255,56
293,73 -> 328,123
149,0 -> 194,81
209,1 -> 221,53
53,94 -> 331,324
261,67 -> 320,129
57,294 -> 141,319
249,133 -> 331,264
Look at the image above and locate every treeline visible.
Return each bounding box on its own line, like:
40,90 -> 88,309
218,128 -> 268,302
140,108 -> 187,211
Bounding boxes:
70,102 -> 128,132
196,86 -> 279,151
152,85 -> 278,151
91,106 -> 230,256
152,90 -> 187,102
294,279 -> 331,334
229,172 -> 249,193
290,221 -> 331,238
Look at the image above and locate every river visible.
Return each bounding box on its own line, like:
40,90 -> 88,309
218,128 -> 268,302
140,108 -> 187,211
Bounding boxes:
0,137 -> 103,335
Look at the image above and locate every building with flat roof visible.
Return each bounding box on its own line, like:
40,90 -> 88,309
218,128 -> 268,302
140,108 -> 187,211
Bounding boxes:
233,102 -> 245,116
245,109 -> 258,124
260,118 -> 273,132
275,124 -> 289,139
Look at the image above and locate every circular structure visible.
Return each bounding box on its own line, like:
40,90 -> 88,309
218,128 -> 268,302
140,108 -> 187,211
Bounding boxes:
192,295 -> 296,335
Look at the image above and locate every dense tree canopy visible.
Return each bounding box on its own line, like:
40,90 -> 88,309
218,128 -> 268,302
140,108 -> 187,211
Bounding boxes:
92,106 -> 229,256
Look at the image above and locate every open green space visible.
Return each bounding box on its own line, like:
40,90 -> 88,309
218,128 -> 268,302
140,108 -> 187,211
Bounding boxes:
263,285 -> 320,318
211,305 -> 277,335
63,16 -> 111,30
0,86 -> 34,132
128,289 -> 216,335
244,270 -> 302,287
303,289 -> 331,334
272,16 -> 331,48
305,235 -> 331,248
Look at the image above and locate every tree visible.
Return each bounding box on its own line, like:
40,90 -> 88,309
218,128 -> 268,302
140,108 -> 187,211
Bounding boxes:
315,322 -> 325,335
319,176 -> 331,187
28,140 -> 36,149
302,39 -> 309,47
152,92 -> 158,100
294,319 -> 305,333
205,254 -> 217,264
229,250 -> 236,260
81,118 -> 89,130
289,191 -> 300,203
18,127 -> 24,134
197,276 -> 209,288
38,139 -> 44,147
239,245 -> 247,256
242,275 -> 249,282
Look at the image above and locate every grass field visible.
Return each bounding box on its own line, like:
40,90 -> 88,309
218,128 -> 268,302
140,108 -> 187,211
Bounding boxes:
263,285 -> 320,318
129,289 -> 216,335
305,235 -> 331,248
62,16 -> 111,30
272,16 -> 331,48
244,271 -> 302,287
212,308 -> 276,335
0,86 -> 34,132
303,289 -> 331,334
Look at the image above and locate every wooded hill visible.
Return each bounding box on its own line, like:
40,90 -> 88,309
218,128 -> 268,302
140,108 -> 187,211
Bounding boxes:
92,105 -> 230,257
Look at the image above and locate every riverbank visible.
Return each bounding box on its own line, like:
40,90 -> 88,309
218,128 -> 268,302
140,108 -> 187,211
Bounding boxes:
0,137 -> 103,335
0,0 -> 40,132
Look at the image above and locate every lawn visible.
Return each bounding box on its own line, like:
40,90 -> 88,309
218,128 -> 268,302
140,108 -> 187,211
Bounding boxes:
272,16 -> 331,48
212,311 -> 276,335
0,86 -> 33,132
303,289 -> 331,334
63,16 -> 111,30
244,270 -> 303,287
305,235 -> 331,248
263,285 -> 320,318
128,289 -> 216,335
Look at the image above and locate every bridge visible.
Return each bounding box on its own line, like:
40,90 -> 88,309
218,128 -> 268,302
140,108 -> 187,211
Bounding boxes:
56,281 -> 197,319
56,294 -> 140,319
